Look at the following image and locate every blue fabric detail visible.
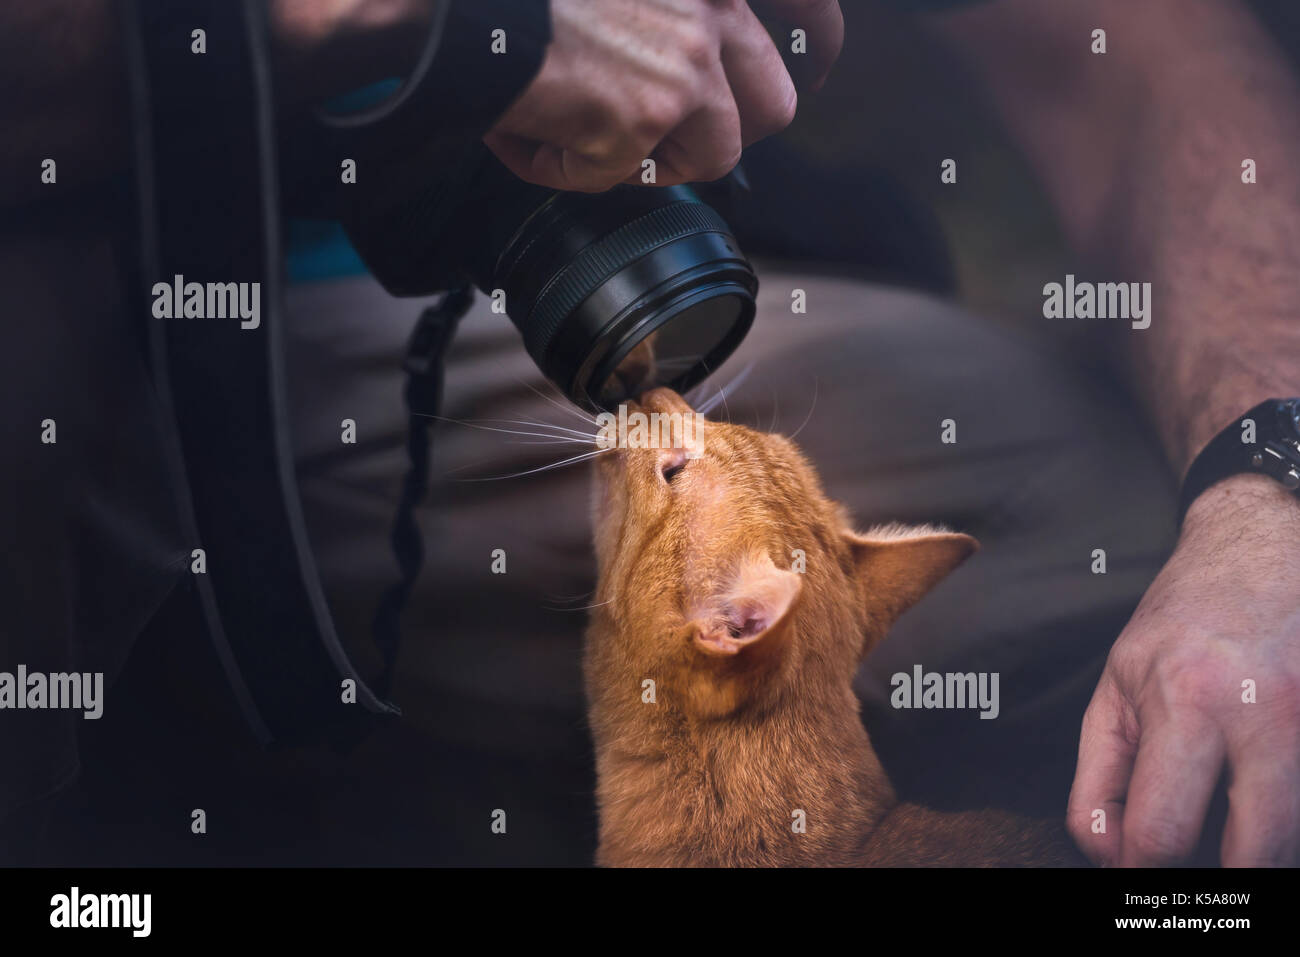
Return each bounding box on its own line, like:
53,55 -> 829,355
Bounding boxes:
285,219 -> 369,283
285,78 -> 404,283
320,77 -> 404,116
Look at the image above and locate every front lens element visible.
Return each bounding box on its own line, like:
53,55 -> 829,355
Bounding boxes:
595,291 -> 749,407
495,184 -> 758,411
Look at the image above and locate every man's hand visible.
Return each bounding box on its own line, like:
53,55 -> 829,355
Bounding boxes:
485,0 -> 842,192
1068,475 -> 1300,866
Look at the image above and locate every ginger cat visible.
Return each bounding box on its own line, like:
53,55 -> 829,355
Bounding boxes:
584,387 -> 1082,867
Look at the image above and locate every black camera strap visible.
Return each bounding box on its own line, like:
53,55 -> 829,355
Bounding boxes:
124,0 -> 398,746
372,287 -> 473,698
123,0 -> 550,746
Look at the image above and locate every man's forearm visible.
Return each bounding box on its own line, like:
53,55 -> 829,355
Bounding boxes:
927,0 -> 1300,478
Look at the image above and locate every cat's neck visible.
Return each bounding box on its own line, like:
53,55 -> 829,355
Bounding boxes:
589,652 -> 897,867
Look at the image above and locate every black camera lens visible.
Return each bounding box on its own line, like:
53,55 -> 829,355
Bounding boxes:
342,149 -> 757,411
493,183 -> 756,410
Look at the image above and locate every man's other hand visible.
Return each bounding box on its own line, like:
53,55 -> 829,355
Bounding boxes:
1068,476 -> 1300,866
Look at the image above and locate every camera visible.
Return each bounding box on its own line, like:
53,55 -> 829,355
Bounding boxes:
341,148 -> 758,411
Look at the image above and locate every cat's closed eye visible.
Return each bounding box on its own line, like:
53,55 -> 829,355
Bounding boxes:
662,460 -> 686,484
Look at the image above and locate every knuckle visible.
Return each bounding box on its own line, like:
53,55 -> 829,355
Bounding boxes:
677,25 -> 716,72
573,130 -> 622,166
1153,650 -> 1224,711
636,92 -> 686,140
1102,633 -> 1149,684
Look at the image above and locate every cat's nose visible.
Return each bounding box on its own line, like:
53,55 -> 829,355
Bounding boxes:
635,387 -> 694,416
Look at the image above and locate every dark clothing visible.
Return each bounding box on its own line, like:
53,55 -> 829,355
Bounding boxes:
0,0 -> 550,823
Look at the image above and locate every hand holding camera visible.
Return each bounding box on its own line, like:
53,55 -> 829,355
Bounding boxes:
485,0 -> 842,192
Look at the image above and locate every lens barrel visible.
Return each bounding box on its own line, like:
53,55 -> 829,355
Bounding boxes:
493,185 -> 756,409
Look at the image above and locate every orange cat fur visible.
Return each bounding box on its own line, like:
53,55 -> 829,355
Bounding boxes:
584,387 -> 1082,867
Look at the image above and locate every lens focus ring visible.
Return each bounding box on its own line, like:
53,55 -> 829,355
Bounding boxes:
505,199 -> 732,367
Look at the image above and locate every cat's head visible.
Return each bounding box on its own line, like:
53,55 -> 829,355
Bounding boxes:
587,387 -> 977,720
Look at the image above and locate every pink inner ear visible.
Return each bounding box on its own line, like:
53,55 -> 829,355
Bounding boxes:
690,555 -> 801,654
723,599 -> 771,638
729,556 -> 799,613
694,626 -> 753,656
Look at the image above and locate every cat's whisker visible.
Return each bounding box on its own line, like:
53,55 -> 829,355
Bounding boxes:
514,375 -> 598,426
786,378 -> 820,443
543,597 -> 615,612
545,587 -> 597,603
437,445 -> 592,479
696,369 -> 728,416
684,372 -> 712,406
508,436 -> 596,446
417,413 -> 597,444
696,361 -> 754,420
456,446 -> 614,482
696,379 -> 724,417
476,417 -> 598,440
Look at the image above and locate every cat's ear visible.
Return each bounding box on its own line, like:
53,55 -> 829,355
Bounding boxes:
844,524 -> 978,648
679,553 -> 802,717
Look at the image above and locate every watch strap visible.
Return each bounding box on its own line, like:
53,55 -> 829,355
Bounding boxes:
1177,398 -> 1300,524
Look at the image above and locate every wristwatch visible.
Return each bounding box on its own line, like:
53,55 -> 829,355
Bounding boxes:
1178,398 -> 1300,523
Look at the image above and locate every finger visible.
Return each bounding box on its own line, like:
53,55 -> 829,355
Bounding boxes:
1120,715 -> 1225,866
749,0 -> 844,91
648,75 -> 743,185
720,2 -> 798,145
1066,679 -> 1136,867
484,131 -> 639,193
1220,737 -> 1300,866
